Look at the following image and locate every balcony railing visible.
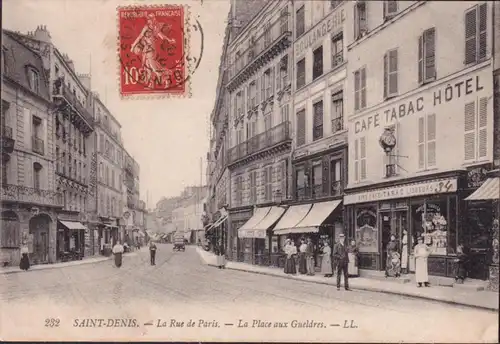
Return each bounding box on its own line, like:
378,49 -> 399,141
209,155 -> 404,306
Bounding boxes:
227,10 -> 291,90
53,80 -> 93,128
32,136 -> 44,155
1,184 -> 64,207
1,126 -> 15,154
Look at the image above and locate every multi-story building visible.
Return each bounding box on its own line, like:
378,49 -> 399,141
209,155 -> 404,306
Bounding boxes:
1,31 -> 63,266
92,94 -> 124,250
225,0 -> 293,264
273,0 -> 348,268
343,1 -> 495,281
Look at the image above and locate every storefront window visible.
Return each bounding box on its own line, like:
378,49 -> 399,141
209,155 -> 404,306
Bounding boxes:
271,236 -> 278,253
355,205 -> 378,253
465,202 -> 491,251
412,198 -> 449,256
448,197 -> 457,254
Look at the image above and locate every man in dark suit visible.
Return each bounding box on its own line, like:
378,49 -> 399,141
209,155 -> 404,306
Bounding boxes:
332,233 -> 350,291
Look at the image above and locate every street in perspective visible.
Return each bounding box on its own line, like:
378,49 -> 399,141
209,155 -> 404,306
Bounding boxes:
1,0 -> 500,342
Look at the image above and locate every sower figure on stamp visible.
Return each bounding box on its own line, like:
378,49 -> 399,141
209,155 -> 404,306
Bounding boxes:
332,233 -> 350,291
149,241 -> 157,266
131,13 -> 176,89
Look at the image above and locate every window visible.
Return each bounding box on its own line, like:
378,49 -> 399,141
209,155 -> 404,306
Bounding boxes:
331,0 -> 343,9
265,68 -> 274,99
276,159 -> 288,201
280,7 -> 289,34
33,162 -> 42,189
264,23 -> 272,47
354,137 -> 367,181
295,166 -> 306,199
249,81 -> 256,108
418,28 -> 436,84
384,49 -> 398,99
235,175 -> 243,205
262,166 -> 272,202
55,147 -> 60,173
313,100 -> 324,141
28,68 -> 40,93
313,46 -> 323,80
2,49 -> 8,74
296,109 -> 306,146
112,170 -> 115,188
312,161 -> 322,198
296,58 -> 306,89
280,104 -> 289,123
2,159 -> 8,185
465,3 -> 487,65
383,1 -> 398,20
278,55 -> 289,91
464,97 -> 488,162
1,211 -> 20,248
331,91 -> 344,134
354,1 -> 367,40
31,115 -> 44,155
330,159 -> 342,195
99,134 -> 105,153
264,111 -> 272,132
417,114 -> 437,169
106,165 -> 109,185
354,67 -> 367,111
73,159 -> 77,180
331,33 -> 344,68
296,6 -> 305,37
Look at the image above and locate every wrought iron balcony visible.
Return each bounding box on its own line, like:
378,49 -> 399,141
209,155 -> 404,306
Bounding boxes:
227,11 -> 292,92
32,136 -> 44,155
228,121 -> 291,168
331,116 -> 344,134
52,79 -> 93,135
1,184 -> 64,207
1,126 -> 15,154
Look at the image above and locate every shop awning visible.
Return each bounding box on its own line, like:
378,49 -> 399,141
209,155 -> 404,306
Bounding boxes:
212,214 -> 228,229
59,221 -> 87,231
238,207 -> 271,239
273,204 -> 312,235
240,206 -> 287,239
293,200 -> 342,233
465,178 -> 499,201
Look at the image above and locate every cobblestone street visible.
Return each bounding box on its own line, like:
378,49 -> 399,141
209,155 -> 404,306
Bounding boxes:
0,244 -> 497,342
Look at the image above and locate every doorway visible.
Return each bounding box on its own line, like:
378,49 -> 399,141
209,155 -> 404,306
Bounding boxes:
380,211 -> 392,270
29,214 -> 51,264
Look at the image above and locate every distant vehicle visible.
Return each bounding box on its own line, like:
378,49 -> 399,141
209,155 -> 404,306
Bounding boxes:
173,232 -> 185,251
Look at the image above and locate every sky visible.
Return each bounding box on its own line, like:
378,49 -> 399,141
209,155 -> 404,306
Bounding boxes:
4,0 -> 230,208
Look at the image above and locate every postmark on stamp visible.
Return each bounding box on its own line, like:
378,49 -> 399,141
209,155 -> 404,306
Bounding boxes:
117,4 -> 190,98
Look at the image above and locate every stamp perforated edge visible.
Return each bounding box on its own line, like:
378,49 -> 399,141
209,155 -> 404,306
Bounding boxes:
116,3 -> 192,100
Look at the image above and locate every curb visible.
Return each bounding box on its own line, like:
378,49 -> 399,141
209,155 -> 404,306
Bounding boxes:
0,252 -> 138,275
197,250 -> 498,312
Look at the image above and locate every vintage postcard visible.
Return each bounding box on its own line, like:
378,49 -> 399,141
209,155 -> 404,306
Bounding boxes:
1,0 -> 499,342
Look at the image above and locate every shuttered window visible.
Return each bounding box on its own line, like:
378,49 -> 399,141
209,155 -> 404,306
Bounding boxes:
260,73 -> 266,103
296,58 -> 306,89
360,137 -> 367,180
280,159 -> 288,200
296,109 -> 306,146
384,49 -> 398,98
250,171 -> 257,204
313,100 -> 323,141
280,104 -> 289,123
296,6 -> 305,37
264,166 -> 273,201
465,3 -> 488,65
313,46 -> 323,80
418,114 -> 437,169
418,28 -> 436,84
383,1 -> 398,19
354,67 -> 366,111
1,216 -> 20,248
464,97 -> 489,162
354,1 -> 367,40
354,139 -> 359,182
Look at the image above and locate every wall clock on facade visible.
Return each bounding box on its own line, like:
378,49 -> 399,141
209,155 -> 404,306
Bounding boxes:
379,127 -> 397,153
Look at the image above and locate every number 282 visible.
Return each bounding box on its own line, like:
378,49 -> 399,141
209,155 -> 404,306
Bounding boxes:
45,318 -> 60,327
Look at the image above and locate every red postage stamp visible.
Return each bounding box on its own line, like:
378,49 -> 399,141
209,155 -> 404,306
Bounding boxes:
117,4 -> 189,98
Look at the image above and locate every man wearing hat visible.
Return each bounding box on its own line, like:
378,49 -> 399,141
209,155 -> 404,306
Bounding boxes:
332,233 -> 350,291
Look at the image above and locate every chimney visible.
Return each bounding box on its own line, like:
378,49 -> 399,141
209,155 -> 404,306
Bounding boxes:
33,25 -> 52,43
78,73 -> 91,90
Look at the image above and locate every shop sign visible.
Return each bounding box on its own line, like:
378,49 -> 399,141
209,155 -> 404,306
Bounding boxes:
295,8 -> 346,58
353,68 -> 491,135
238,229 -> 266,239
344,178 -> 458,205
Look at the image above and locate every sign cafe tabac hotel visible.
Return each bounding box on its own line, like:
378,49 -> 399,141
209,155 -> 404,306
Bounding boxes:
342,1 -> 496,280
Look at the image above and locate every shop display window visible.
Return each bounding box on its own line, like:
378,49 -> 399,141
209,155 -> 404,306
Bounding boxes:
355,205 -> 378,253
464,202 -> 492,251
271,236 -> 279,253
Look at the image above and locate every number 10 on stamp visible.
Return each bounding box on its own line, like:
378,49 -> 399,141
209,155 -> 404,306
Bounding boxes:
117,5 -> 187,97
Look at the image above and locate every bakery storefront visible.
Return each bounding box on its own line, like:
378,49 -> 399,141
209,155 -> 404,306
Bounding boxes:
344,173 -> 465,278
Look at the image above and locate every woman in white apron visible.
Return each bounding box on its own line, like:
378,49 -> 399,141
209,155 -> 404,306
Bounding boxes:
347,239 -> 359,277
401,230 -> 409,274
320,241 -> 333,277
414,236 -> 433,287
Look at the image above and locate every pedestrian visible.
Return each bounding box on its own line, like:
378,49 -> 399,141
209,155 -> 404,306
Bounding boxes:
320,240 -> 333,277
283,239 -> 297,274
414,236 -> 432,287
332,233 -> 350,291
298,238 -> 307,275
401,229 -> 409,274
385,235 -> 400,277
454,243 -> 469,284
112,241 -> 124,268
149,241 -> 157,265
305,237 -> 315,276
347,239 -> 359,277
19,242 -> 30,271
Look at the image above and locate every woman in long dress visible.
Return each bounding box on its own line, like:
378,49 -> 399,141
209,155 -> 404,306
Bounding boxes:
283,239 -> 297,274
385,235 -> 401,277
320,241 -> 333,277
112,242 -> 124,268
414,236 -> 432,287
298,238 -> 308,274
347,239 -> 359,277
19,244 -> 30,271
401,230 -> 409,274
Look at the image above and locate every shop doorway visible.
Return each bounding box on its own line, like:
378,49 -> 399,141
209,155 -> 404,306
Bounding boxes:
29,214 -> 51,264
380,211 -> 392,270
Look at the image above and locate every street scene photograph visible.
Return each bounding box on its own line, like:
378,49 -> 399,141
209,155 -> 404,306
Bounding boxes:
1,0 -> 499,342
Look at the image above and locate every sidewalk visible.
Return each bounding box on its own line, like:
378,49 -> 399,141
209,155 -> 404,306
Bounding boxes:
197,248 -> 498,311
0,252 -> 138,275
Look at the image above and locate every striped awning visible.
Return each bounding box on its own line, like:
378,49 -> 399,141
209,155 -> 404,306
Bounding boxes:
465,178 -> 499,201
273,204 -> 312,235
59,221 -> 87,231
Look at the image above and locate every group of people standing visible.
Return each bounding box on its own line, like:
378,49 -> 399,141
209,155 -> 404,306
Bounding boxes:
283,233 -> 359,291
112,240 -> 158,268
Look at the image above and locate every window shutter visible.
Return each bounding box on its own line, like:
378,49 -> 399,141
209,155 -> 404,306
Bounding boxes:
354,70 -> 360,111
478,3 -> 487,60
464,101 -> 476,161
418,117 -> 425,169
247,85 -> 251,111
243,87 -> 247,114
360,137 -> 367,180
256,77 -> 260,105
322,155 -> 330,195
282,160 -> 288,199
354,139 -> 359,182
297,109 -> 306,146
271,67 -> 275,97
427,114 -> 437,167
261,74 -> 265,103
267,166 -> 273,201
424,28 -> 436,81
388,50 -> 398,96
276,63 -> 281,91
478,97 -> 488,158
354,4 -> 360,39
383,53 -> 388,98
465,8 -> 477,64
360,68 -> 367,108
418,34 -> 423,84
